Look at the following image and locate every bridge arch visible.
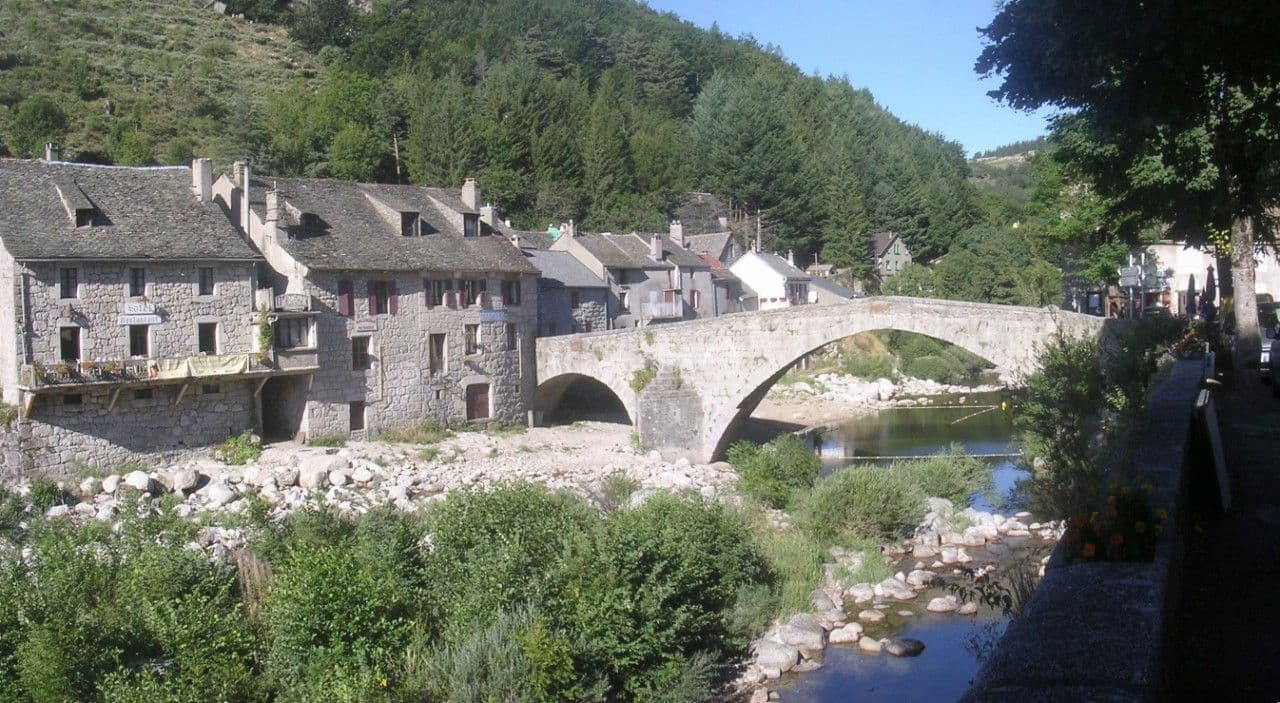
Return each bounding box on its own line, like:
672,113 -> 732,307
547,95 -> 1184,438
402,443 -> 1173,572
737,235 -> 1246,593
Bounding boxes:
534,372 -> 636,425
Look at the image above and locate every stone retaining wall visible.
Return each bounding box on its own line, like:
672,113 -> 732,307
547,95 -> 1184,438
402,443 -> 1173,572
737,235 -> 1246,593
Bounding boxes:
959,359 -> 1206,702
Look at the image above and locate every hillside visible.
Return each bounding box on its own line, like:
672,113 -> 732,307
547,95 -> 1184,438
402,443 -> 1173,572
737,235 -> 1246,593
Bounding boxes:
0,0 -> 317,164
0,0 -> 979,272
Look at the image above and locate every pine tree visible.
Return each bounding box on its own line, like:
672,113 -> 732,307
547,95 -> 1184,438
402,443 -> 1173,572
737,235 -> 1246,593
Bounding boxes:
581,89 -> 633,214
819,137 -> 873,281
405,72 -> 479,186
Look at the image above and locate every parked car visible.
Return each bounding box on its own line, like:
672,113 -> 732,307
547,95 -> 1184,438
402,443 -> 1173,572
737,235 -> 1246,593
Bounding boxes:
1266,325 -> 1278,383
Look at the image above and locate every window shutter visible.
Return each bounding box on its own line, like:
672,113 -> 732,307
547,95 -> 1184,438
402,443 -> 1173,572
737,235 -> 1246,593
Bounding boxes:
388,281 -> 399,315
366,281 -> 376,315
424,279 -> 433,309
337,279 -> 353,317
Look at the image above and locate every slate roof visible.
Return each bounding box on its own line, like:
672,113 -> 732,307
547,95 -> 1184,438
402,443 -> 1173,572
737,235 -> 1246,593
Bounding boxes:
629,233 -> 708,269
810,276 -> 857,300
698,253 -> 742,283
750,251 -> 811,280
524,249 -> 608,289
495,222 -> 556,250
674,192 -> 730,234
0,159 -> 259,261
870,231 -> 902,258
247,176 -> 536,275
685,231 -> 734,260
571,232 -> 662,269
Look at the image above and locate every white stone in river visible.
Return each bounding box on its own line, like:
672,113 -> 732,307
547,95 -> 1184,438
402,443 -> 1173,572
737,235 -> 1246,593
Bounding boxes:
858,609 -> 885,623
858,635 -> 883,653
878,577 -> 917,600
753,640 -> 799,673
926,595 -> 960,613
829,623 -> 864,644
940,546 -> 959,564
958,602 -> 979,615
847,583 -> 875,603
906,569 -> 936,588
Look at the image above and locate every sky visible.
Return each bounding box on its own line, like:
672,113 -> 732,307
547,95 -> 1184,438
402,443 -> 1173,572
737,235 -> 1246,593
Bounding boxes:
644,0 -> 1056,156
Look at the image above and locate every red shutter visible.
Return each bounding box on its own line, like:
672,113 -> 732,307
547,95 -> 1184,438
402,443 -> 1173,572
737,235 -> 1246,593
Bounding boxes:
424,279 -> 433,309
337,279 -> 352,317
366,281 -> 377,315
388,281 -> 399,315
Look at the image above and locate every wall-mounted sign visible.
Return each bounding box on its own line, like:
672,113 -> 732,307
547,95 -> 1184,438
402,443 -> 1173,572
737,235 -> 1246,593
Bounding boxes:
354,319 -> 378,332
274,293 -> 310,311
123,301 -> 157,315
118,313 -> 163,325
479,309 -> 507,323
119,301 -> 161,325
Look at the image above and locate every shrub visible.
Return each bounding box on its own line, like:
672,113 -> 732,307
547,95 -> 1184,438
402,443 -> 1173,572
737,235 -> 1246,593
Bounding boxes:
904,448 -> 992,505
378,422 -> 452,445
217,431 -> 262,465
0,486 -> 23,537
728,435 -> 821,508
840,351 -> 896,380
306,436 -> 346,447
629,357 -> 658,393
797,467 -> 923,542
27,477 -> 70,514
903,354 -> 966,384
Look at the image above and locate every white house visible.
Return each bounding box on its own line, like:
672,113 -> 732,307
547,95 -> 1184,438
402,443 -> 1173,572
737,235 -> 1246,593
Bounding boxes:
729,251 -> 811,311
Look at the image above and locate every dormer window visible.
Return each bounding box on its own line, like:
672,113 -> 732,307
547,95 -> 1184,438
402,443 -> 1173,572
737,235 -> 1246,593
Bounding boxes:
401,211 -> 422,237
463,214 -> 478,238
300,212 -> 321,237
74,208 -> 94,228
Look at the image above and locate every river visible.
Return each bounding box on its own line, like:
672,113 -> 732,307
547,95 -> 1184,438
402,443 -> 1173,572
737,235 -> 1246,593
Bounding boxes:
769,390 -> 1047,703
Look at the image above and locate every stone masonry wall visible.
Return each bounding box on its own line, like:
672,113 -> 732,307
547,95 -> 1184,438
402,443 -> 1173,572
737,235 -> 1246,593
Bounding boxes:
301,271 -> 538,438
538,287 -> 608,336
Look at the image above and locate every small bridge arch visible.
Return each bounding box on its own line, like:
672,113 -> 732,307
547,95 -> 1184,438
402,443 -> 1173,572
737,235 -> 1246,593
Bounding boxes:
536,297 -> 1110,462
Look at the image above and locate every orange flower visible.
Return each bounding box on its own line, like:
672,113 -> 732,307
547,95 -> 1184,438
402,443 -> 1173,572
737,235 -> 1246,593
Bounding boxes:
1110,533 -> 1124,546
1082,542 -> 1096,558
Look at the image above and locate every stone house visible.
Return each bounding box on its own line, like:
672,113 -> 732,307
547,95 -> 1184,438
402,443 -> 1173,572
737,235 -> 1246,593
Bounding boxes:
0,158 -> 292,474
213,169 -> 540,440
729,250 -> 811,311
807,276 -> 858,305
550,224 -> 722,326
871,231 -> 912,278
522,249 -> 609,336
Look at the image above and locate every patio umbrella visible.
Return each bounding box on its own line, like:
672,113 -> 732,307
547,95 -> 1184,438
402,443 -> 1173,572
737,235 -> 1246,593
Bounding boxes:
1186,273 -> 1197,319
1202,266 -> 1217,322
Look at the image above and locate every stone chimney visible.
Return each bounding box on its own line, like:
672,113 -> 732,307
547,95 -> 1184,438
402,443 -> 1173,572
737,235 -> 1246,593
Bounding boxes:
787,250 -> 795,266
44,143 -> 59,162
650,234 -> 663,260
479,203 -> 497,226
669,220 -> 684,248
232,161 -> 247,188
460,178 -> 479,210
718,215 -> 729,229
191,158 -> 213,202
265,190 -> 281,227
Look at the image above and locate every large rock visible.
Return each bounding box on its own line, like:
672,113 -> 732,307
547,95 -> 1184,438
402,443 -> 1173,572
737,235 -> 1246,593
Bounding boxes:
847,582 -> 876,603
78,476 -> 102,497
274,469 -> 299,489
857,636 -> 883,653
201,480 -> 236,509
777,614 -> 825,654
885,638 -> 926,657
857,609 -> 885,623
754,640 -> 800,674
101,474 -> 121,493
169,469 -> 201,495
906,569 -> 937,588
958,602 -> 979,615
44,504 -> 71,519
328,470 -> 349,487
123,470 -> 153,493
810,589 -> 836,613
878,577 -> 917,601
351,466 -> 374,483
828,622 -> 864,644
874,378 -> 896,401
926,595 -> 960,613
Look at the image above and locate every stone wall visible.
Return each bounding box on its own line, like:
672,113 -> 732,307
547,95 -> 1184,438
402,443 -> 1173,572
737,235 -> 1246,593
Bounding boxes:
4,379 -> 255,477
958,359 -> 1206,702
299,270 -> 538,438
537,287 -> 608,336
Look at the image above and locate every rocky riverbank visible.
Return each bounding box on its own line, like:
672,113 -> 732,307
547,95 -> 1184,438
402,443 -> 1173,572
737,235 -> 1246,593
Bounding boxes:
735,497 -> 1062,701
754,372 -> 1008,426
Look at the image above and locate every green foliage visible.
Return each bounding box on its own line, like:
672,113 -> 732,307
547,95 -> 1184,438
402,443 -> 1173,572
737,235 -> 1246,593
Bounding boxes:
0,486 -> 24,538
327,123 -> 384,182
217,431 -> 262,466
7,96 -> 67,158
306,436 -> 346,448
797,467 -> 922,543
905,449 -> 993,505
839,349 -> 897,380
629,357 -> 658,393
728,435 -> 821,509
377,422 -> 452,445
27,477 -> 70,514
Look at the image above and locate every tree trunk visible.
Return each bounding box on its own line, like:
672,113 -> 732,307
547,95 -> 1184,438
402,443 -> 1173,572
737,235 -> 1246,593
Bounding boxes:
1230,214 -> 1260,373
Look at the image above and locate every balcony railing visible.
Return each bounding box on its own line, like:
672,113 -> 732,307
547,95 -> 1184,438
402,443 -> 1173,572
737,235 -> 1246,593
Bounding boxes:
642,299 -> 684,320
19,348 -> 316,390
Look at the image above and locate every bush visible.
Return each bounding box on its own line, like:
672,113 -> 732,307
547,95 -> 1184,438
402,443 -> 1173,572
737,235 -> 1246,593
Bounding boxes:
0,487 -> 23,537
27,477 -> 70,514
840,351 -> 895,380
728,435 -> 821,508
797,467 -> 923,542
902,354 -> 965,383
378,422 -> 452,445
217,431 -> 262,465
905,448 -> 992,504
306,435 -> 346,447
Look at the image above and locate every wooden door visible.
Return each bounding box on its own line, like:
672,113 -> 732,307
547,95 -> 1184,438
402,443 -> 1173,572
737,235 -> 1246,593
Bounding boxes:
466,383 -> 490,420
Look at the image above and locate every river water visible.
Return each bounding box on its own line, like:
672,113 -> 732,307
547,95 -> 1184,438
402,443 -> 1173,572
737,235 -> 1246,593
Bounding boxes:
770,390 -> 1046,703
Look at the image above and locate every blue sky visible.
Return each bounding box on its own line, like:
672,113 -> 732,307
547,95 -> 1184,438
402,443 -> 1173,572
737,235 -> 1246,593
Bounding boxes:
645,0 -> 1055,156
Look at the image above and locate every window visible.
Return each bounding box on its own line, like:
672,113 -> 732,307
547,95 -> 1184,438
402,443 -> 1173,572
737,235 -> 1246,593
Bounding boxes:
584,321 -> 593,333
59,268 -> 78,299
463,214 -> 478,237
691,290 -> 702,310
368,280 -> 395,315
129,268 -> 146,297
198,322 -> 217,354
619,291 -> 629,310
64,394 -> 82,406
570,291 -> 581,309
426,279 -> 445,308
59,326 -> 80,361
893,241 -> 901,255
337,279 -> 354,317
429,333 -> 446,374
464,324 -> 479,355
274,317 -> 310,349
202,384 -> 220,395
401,211 -> 422,237
351,336 -> 371,370
506,323 -> 517,351
300,212 -> 321,237
501,280 -> 521,306
128,324 -> 149,357
74,209 -> 93,228
349,400 -> 365,431
198,267 -> 215,296
459,279 -> 486,307
454,279 -> 468,308
133,389 -> 153,401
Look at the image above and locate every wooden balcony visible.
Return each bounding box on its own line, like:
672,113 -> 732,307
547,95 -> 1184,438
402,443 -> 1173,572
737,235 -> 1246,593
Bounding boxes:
19,348 -> 318,392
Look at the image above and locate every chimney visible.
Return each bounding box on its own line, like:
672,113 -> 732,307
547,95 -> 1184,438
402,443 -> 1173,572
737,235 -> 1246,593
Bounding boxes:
787,250 -> 795,266
504,218 -> 511,227
44,143 -> 59,162
240,162 -> 252,234
232,161 -> 246,188
650,234 -> 663,260
191,158 -> 213,202
509,232 -> 522,249
479,203 -> 497,226
718,215 -> 728,229
265,189 -> 281,227
669,219 -> 684,248
460,178 -> 479,210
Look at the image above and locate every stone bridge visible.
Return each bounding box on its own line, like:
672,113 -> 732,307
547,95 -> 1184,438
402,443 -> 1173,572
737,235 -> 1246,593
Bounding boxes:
535,296 -> 1112,462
